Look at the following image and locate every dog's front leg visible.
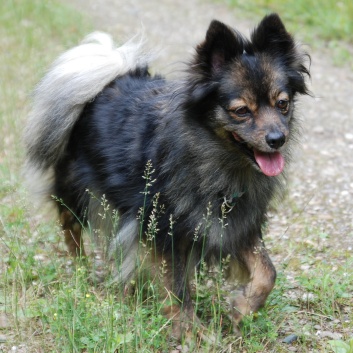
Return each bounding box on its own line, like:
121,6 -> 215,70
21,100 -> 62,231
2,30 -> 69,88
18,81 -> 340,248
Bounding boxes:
228,239 -> 276,334
158,251 -> 198,340
159,250 -> 215,342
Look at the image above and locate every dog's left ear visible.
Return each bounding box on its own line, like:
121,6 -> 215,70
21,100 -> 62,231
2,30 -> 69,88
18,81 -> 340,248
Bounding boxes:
251,14 -> 297,63
252,14 -> 310,95
194,20 -> 244,76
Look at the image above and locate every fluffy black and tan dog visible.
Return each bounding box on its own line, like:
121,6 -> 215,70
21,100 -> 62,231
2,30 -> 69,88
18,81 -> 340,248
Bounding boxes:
25,14 -> 310,336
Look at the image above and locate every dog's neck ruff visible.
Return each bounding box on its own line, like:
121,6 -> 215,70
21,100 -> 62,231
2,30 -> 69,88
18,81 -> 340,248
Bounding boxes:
223,191 -> 245,213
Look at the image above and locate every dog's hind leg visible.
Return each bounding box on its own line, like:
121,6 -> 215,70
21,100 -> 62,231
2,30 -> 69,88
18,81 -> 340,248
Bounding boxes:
54,159 -> 86,258
59,208 -> 85,257
228,239 -> 276,333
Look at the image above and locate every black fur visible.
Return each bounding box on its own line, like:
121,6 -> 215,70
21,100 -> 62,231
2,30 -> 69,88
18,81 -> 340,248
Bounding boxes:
26,14 -> 310,334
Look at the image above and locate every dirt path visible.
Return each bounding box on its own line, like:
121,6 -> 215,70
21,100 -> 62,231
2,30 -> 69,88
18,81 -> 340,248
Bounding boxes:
64,0 -> 353,264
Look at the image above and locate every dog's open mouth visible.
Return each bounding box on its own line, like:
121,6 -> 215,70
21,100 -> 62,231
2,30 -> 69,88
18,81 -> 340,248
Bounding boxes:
231,132 -> 285,177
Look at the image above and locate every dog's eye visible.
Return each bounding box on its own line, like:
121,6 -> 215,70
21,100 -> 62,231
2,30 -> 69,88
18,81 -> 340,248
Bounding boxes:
276,100 -> 289,112
233,106 -> 250,117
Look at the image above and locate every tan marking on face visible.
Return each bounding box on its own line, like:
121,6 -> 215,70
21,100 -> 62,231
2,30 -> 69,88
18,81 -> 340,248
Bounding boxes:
255,107 -> 280,126
228,98 -> 247,111
261,56 -> 286,84
278,92 -> 289,102
249,110 -> 289,151
228,97 -> 258,118
269,91 -> 289,106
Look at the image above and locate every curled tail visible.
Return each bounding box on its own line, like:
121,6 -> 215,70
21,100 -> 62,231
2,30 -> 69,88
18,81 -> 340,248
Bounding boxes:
25,32 -> 146,197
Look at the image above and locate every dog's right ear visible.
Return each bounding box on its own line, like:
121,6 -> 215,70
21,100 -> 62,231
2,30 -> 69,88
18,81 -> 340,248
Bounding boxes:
194,20 -> 244,76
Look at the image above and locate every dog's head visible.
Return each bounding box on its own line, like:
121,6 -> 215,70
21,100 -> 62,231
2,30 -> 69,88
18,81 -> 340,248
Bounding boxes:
187,14 -> 310,176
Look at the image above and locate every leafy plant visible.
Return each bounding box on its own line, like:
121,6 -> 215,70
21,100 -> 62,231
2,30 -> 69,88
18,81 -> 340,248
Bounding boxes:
329,339 -> 353,353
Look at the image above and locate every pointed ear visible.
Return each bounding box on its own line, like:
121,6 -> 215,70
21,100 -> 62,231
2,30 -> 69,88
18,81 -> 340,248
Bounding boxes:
194,20 -> 244,76
251,13 -> 296,59
252,13 -> 311,95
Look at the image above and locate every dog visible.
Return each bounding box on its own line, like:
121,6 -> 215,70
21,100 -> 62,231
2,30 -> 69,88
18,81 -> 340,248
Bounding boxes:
25,14 -> 310,337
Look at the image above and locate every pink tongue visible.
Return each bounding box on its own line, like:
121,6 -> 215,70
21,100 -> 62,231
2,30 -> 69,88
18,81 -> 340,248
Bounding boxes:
254,150 -> 285,176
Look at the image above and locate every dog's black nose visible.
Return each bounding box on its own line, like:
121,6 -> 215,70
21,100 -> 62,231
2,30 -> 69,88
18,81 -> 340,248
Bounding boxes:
266,131 -> 285,149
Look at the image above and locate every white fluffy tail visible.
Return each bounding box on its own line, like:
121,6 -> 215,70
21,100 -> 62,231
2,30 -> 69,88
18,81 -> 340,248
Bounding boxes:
25,32 -> 147,170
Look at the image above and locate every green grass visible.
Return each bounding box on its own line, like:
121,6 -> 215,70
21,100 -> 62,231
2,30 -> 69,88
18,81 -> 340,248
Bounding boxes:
38,265 -> 172,352
0,0 -> 91,187
1,0 -> 353,352
226,0 -> 353,42
225,0 -> 353,67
